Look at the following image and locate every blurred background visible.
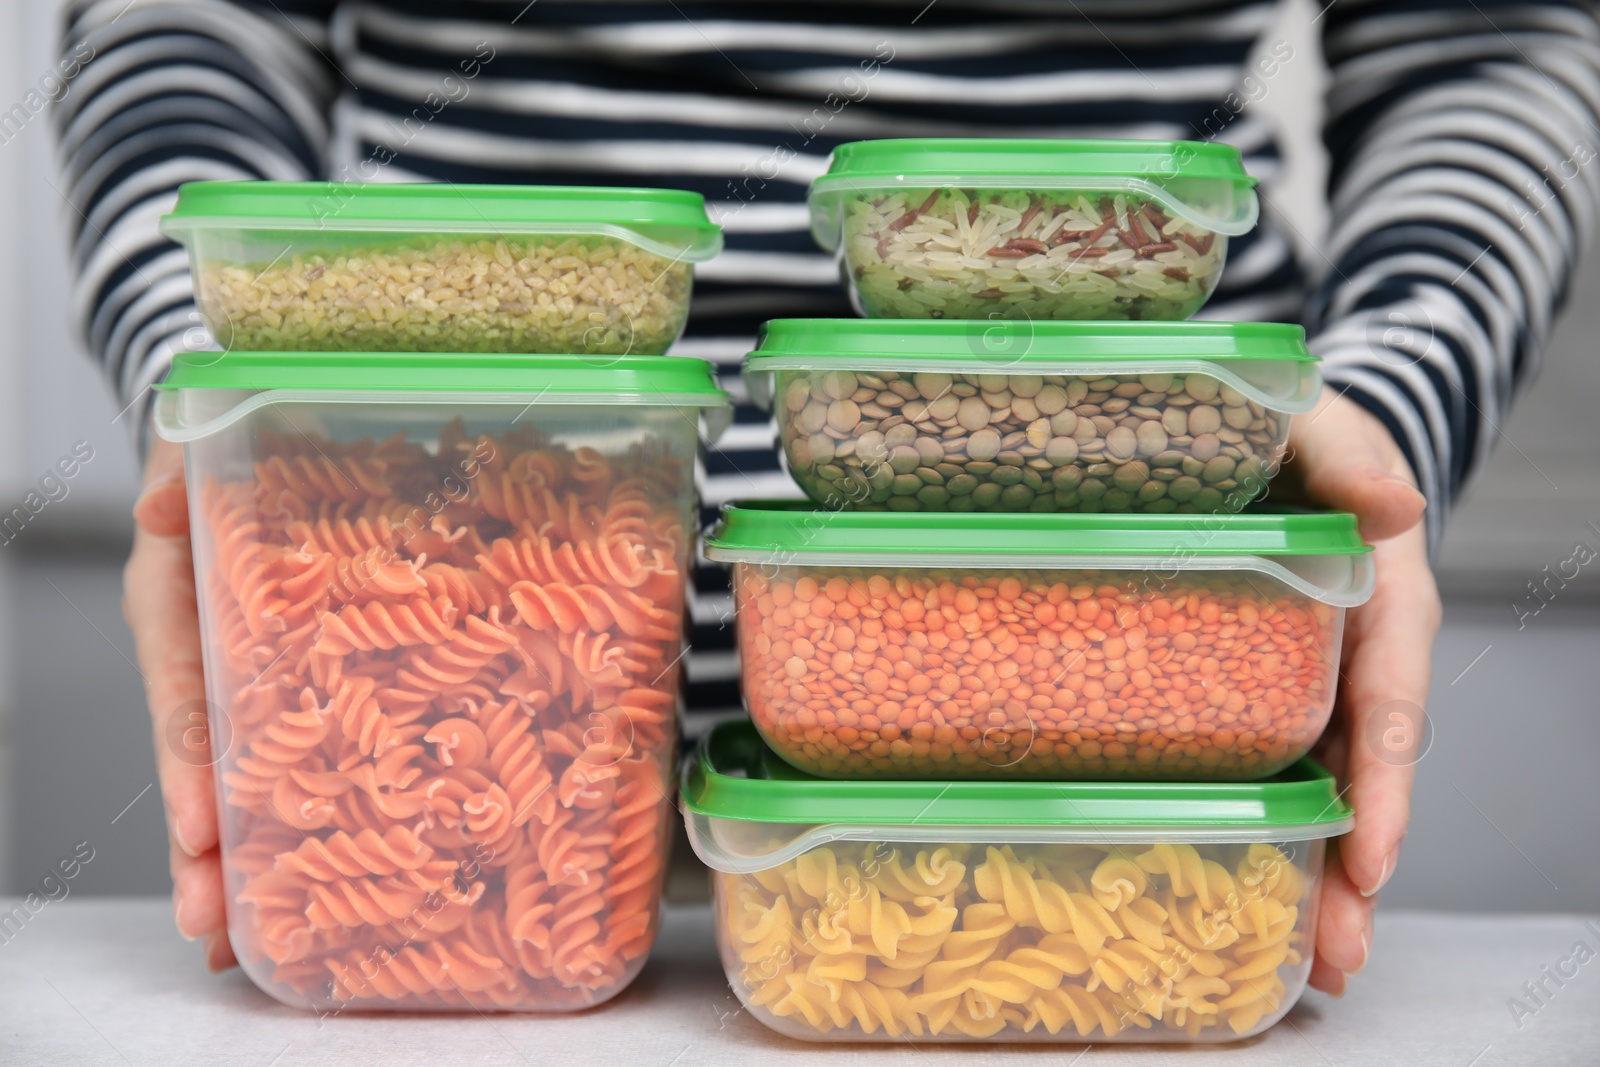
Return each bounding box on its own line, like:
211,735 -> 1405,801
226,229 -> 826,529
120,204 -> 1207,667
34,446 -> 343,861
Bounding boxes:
0,0 -> 1596,914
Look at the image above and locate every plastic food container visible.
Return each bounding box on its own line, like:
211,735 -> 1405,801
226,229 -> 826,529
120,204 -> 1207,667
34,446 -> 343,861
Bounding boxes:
161,182 -> 722,354
683,720 -> 1352,1043
809,139 -> 1258,321
153,351 -> 729,1011
706,503 -> 1372,781
747,319 -> 1319,514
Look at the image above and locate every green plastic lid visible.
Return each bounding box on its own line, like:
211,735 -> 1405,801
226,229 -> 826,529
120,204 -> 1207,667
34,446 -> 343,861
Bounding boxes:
708,500 -> 1365,559
157,350 -> 725,394
810,138 -> 1260,248
745,319 -> 1320,412
152,352 -> 731,443
682,722 -> 1353,871
161,181 -> 723,260
705,502 -> 1375,607
817,138 -> 1256,186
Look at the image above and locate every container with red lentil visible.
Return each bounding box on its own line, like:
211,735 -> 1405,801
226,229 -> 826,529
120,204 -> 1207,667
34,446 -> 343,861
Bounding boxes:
747,319 -> 1320,515
706,503 -> 1373,781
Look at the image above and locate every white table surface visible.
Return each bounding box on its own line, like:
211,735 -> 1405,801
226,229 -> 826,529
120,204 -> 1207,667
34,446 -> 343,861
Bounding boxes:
2,900 -> 1597,1066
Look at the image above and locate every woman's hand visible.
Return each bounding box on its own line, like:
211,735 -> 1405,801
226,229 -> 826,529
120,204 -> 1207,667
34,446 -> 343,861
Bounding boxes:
1277,386 -> 1440,996
124,436 -> 236,971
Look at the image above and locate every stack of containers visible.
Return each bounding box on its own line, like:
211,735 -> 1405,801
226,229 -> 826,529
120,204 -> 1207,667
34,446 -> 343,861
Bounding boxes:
153,183 -> 728,1011
686,140 -> 1371,1042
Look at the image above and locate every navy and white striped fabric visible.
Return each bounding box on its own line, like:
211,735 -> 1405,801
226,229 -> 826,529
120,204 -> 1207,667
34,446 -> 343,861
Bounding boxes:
53,0 -> 1600,734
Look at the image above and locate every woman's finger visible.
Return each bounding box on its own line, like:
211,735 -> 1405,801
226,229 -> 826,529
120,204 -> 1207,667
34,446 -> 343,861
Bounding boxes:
1335,525 -> 1439,897
1280,387 -> 1426,541
203,930 -> 239,972
1310,840 -> 1374,991
127,529 -> 221,861
125,440 -> 220,865
170,840 -> 227,944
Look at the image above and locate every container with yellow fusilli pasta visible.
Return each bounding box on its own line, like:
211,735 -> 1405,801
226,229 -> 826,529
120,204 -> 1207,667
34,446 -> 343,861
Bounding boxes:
683,721 -> 1352,1043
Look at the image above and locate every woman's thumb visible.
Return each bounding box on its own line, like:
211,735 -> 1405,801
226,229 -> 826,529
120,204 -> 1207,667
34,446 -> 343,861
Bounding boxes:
1285,390 -> 1426,543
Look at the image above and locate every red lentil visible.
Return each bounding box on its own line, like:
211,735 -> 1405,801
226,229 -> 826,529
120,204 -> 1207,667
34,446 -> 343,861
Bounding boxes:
734,566 -> 1342,780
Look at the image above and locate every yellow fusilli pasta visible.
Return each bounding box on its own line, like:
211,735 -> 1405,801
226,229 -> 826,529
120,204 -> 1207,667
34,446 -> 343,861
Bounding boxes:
719,839 -> 1314,1041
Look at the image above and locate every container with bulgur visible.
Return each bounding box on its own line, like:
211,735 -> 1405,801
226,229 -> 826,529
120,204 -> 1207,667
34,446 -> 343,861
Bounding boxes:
705,503 -> 1374,782
161,182 -> 722,354
747,319 -> 1320,515
809,139 -> 1258,321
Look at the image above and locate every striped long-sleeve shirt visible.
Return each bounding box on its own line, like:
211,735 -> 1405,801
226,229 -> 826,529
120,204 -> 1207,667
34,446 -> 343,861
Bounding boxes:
53,0 -> 1600,734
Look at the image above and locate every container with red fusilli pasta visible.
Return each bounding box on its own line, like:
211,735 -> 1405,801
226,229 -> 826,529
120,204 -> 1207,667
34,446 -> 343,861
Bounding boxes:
155,351 -> 728,1012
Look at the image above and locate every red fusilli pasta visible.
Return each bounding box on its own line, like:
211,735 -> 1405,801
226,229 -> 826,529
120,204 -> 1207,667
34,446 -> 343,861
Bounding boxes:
200,424 -> 687,1011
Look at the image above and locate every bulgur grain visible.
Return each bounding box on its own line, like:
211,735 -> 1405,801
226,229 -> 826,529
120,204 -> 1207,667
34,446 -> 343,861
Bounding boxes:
197,235 -> 693,353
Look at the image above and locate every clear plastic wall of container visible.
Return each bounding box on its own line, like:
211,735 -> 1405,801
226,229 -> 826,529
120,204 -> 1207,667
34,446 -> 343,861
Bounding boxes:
732,562 -> 1347,781
808,139 -> 1259,321
839,189 -> 1236,321
161,182 -> 723,355
154,354 -> 726,1011
712,836 -> 1326,1042
774,368 -> 1294,514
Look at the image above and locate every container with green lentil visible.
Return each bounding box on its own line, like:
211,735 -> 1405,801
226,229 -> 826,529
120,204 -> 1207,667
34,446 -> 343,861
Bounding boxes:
161,182 -> 722,355
746,319 -> 1320,514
